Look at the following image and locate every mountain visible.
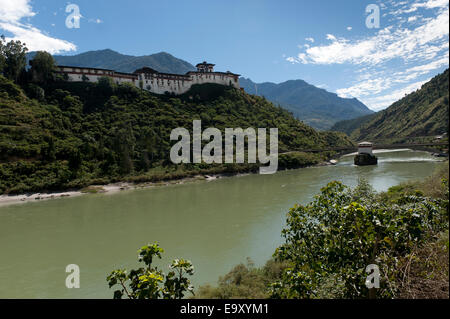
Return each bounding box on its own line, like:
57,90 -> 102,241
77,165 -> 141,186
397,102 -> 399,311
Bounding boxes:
26,49 -> 196,74
330,113 -> 376,136
240,78 -> 374,130
347,69 -> 449,142
0,75 -> 352,194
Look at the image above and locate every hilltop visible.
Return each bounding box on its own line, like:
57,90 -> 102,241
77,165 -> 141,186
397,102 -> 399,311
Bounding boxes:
330,113 -> 376,136
240,78 -> 373,130
335,69 -> 449,142
0,76 -> 352,194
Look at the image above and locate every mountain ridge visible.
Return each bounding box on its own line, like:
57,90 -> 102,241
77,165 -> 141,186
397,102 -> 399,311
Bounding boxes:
27,49 -> 196,74
239,77 -> 373,130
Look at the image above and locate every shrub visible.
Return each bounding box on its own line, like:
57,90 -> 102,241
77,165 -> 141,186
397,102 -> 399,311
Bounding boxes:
271,180 -> 449,299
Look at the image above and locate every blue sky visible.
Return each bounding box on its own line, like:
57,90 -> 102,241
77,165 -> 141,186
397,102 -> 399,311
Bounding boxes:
0,0 -> 448,110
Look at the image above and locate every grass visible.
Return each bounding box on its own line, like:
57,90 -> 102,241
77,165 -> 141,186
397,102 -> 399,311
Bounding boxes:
195,258 -> 290,299
381,162 -> 449,202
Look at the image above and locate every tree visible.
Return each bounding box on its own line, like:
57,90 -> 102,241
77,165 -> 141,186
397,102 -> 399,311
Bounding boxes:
30,51 -> 56,84
106,242 -> 195,299
97,76 -> 116,95
1,37 -> 27,82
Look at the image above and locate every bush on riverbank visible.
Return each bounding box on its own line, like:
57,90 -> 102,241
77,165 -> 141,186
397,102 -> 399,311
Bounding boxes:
196,258 -> 291,299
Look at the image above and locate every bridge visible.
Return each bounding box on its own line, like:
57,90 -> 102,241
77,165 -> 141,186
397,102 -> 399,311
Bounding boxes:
284,142 -> 449,154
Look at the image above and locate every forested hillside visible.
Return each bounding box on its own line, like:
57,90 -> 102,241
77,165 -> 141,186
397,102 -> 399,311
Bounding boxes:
350,69 -> 449,142
0,76 -> 352,194
330,113 -> 376,136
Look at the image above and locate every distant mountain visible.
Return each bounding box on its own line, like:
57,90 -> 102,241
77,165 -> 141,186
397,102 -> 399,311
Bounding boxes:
348,69 -> 449,142
240,78 -> 374,130
26,49 -> 196,74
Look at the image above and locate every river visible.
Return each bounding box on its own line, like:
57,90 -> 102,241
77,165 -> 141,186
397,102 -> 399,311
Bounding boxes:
0,149 -> 444,298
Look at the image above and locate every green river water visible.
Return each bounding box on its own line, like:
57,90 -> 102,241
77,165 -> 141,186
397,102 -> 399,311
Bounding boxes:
0,149 -> 444,298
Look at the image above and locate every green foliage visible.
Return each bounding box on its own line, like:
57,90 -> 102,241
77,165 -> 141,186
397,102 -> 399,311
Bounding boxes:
97,76 -> 117,95
396,230 -> 449,298
106,242 -> 194,299
0,36 -> 27,83
24,83 -> 45,101
196,258 -> 290,299
330,113 -> 375,136
30,51 -> 56,84
278,152 -> 323,169
271,179 -> 449,299
0,76 -> 353,194
0,74 -> 23,99
381,164 -> 449,203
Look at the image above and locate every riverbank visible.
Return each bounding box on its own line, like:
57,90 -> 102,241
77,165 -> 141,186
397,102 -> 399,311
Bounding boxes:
0,155 -> 338,207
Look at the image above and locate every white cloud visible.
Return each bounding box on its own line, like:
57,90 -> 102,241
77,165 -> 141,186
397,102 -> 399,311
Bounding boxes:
288,7 -> 448,65
286,0 -> 449,110
88,18 -> 103,24
0,0 -> 34,22
360,79 -> 430,111
403,52 -> 449,74
0,0 -> 76,54
347,26 -> 352,31
337,77 -> 392,98
286,56 -> 299,64
305,37 -> 314,43
326,34 -> 336,41
414,0 -> 449,10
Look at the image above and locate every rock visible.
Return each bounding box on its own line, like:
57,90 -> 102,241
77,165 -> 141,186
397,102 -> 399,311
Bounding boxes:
354,153 -> 378,166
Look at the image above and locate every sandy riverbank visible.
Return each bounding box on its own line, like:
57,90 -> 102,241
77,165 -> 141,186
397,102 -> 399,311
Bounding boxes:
0,159 -> 340,207
0,173 -> 242,207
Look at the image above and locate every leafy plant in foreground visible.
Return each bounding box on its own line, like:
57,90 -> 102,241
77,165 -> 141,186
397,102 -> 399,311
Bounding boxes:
106,242 -> 194,299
